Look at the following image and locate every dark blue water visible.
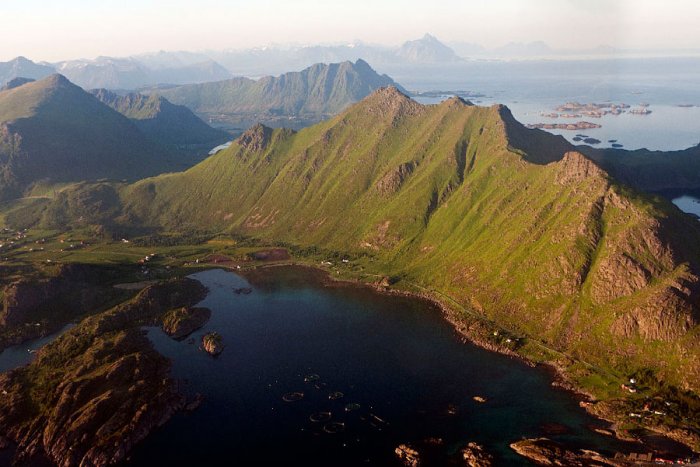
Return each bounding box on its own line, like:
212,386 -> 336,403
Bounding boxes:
127,267 -> 629,466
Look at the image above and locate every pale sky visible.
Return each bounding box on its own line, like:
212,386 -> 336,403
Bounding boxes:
1,0 -> 699,62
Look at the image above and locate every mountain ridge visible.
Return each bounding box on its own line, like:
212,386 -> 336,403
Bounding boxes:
89,88 -> 228,150
154,59 -> 408,129
35,88 -> 700,398
0,74 -> 180,200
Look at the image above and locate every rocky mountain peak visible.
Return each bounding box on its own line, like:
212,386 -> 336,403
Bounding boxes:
555,151 -> 607,184
237,123 -> 274,152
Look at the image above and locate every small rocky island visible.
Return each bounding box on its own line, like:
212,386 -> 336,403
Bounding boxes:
202,331 -> 224,356
526,121 -> 601,131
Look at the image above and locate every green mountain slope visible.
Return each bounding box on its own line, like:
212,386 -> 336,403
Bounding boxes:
90,88 -> 228,151
155,59 -> 407,128
44,88 -> 700,393
0,74 -> 183,201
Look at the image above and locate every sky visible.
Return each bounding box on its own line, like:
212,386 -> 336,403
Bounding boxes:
1,0 -> 699,62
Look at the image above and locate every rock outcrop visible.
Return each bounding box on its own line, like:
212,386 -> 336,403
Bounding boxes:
0,278 -> 208,467
461,442 -> 493,466
238,123 -> 274,153
395,443 -> 420,466
202,332 -> 224,356
162,306 -> 211,340
0,263 -> 115,328
0,264 -> 129,351
510,438 -> 625,466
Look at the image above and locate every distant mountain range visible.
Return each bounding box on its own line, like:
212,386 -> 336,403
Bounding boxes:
0,56 -> 232,90
152,59 -> 407,130
54,56 -> 232,90
203,34 -> 463,76
0,57 -> 54,86
396,34 -> 461,63
0,35 -> 462,90
0,75 -> 222,200
4,34 -> 672,92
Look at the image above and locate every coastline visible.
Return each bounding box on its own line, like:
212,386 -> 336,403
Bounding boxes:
2,258 -> 693,464
228,260 -> 699,459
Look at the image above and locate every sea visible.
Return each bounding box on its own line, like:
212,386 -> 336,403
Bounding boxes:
387,56 -> 700,151
123,267 -> 640,466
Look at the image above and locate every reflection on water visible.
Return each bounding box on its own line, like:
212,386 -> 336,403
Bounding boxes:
129,267 -> 631,466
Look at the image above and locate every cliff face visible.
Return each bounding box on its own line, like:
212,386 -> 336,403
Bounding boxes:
0,264 -> 130,351
1,264 -> 110,327
0,278 -> 208,466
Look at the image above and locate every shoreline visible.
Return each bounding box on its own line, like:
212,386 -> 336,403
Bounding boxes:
224,260 -> 698,459
2,258 -> 692,464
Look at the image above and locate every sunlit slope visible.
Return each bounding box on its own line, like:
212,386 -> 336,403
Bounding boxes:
157,59 -> 407,118
53,88 -> 700,390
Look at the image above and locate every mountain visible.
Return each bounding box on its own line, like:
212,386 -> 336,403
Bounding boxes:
42,88 -> 700,393
0,57 -> 55,87
200,35 -> 461,76
395,34 -> 462,63
54,56 -> 232,90
0,77 -> 35,91
154,59 -> 407,129
90,89 -> 228,151
0,74 -> 178,200
55,57 -> 151,90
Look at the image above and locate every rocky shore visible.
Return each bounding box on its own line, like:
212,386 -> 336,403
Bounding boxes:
510,438 -> 625,466
394,439 -> 494,466
240,262 -> 700,458
0,278 -> 209,466
162,306 -> 211,339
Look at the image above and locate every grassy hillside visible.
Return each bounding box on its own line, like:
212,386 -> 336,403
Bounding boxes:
90,88 -> 228,150
40,88 -> 700,396
156,59 -> 406,127
0,75 -> 186,201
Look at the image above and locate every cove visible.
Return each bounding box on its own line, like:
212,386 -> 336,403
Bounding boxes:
127,266 -> 628,466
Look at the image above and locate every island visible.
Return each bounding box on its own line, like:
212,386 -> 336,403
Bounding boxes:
202,332 -> 224,356
526,121 -> 602,130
